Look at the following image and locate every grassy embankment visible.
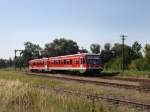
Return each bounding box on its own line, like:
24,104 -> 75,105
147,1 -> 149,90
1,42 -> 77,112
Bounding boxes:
103,69 -> 150,78
0,69 -> 147,112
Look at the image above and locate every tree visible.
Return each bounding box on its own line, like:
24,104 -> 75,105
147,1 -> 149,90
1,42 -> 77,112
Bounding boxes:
144,44 -> 150,63
44,38 -> 79,56
101,43 -> 114,64
22,41 -> 41,67
110,43 -> 133,69
104,43 -> 111,51
0,58 -> 12,68
90,44 -> 100,54
79,47 -> 88,53
131,41 -> 142,59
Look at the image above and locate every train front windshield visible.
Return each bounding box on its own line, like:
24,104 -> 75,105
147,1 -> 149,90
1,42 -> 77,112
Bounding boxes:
87,55 -> 101,65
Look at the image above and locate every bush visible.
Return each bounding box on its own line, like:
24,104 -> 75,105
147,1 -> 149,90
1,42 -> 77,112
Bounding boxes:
129,59 -> 150,71
104,57 -> 122,71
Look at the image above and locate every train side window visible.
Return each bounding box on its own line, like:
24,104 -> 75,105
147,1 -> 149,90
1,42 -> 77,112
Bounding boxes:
42,61 -> 43,65
66,61 -> 69,64
61,60 -> 63,64
70,59 -> 72,64
59,60 -> 61,64
56,60 -> 59,64
54,60 -> 56,64
55,60 -> 58,64
51,61 -> 54,64
76,59 -> 79,64
64,60 -> 66,64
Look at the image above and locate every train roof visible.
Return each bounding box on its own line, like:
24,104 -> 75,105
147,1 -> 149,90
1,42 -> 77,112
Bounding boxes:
29,53 -> 100,62
49,53 -> 100,59
29,58 -> 48,62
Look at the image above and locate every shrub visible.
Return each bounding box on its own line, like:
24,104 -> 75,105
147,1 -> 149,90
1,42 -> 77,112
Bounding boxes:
129,59 -> 150,71
104,57 -> 122,71
129,59 -> 144,70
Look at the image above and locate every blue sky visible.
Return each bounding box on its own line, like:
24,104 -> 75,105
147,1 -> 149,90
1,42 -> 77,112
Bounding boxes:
0,0 -> 150,59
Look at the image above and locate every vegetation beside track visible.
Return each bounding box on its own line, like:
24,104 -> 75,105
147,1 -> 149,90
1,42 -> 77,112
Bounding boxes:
0,71 -> 141,112
0,69 -> 150,105
102,70 -> 150,78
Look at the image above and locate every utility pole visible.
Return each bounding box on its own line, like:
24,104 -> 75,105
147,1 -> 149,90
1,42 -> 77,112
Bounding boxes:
120,35 -> 127,72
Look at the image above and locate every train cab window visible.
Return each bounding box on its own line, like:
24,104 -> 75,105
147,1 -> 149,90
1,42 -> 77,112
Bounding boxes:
76,59 -> 79,64
70,59 -> 72,64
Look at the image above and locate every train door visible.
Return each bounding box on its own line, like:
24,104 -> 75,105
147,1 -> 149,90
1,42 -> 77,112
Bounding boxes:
79,56 -> 86,73
80,57 -> 83,70
44,59 -> 48,70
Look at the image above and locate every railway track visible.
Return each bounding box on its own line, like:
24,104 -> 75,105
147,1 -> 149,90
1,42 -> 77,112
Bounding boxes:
34,84 -> 150,111
100,76 -> 150,83
24,72 -> 150,92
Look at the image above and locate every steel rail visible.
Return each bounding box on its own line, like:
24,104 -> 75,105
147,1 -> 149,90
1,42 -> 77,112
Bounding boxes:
100,76 -> 150,83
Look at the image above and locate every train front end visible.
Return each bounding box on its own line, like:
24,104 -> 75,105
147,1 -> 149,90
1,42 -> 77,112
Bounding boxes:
85,54 -> 103,73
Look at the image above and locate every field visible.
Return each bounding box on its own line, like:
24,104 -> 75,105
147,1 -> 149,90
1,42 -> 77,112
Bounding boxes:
0,69 -> 149,112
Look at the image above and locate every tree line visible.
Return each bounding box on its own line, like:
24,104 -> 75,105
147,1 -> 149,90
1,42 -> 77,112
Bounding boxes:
0,58 -> 13,69
1,38 -> 150,71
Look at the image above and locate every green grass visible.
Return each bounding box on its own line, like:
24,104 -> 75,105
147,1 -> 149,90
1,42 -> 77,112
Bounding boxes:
120,70 -> 150,77
0,78 -> 139,112
0,69 -> 150,103
103,69 -> 150,78
0,69 -> 148,112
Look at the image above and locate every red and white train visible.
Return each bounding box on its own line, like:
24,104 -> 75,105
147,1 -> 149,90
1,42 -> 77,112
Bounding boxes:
29,53 -> 103,73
